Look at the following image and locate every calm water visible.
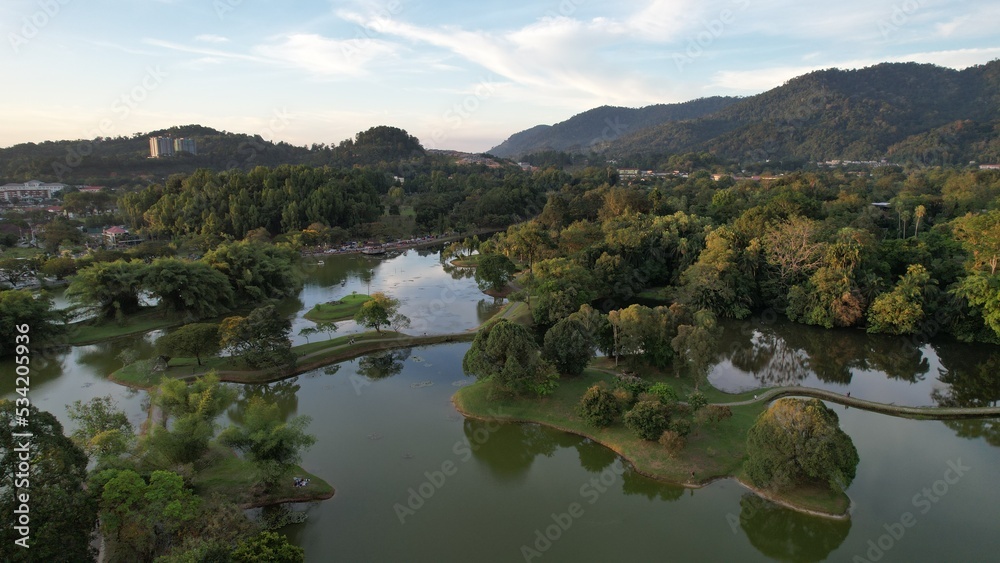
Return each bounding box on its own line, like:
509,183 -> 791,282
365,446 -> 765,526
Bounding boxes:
4,249 -> 1000,562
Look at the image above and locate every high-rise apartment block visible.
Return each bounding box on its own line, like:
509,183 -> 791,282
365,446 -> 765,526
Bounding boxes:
174,138 -> 197,155
149,136 -> 175,158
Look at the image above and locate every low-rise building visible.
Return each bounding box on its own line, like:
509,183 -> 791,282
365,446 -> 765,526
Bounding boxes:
0,180 -> 67,202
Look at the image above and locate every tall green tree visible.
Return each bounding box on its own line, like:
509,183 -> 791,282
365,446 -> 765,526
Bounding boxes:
0,289 -> 65,356
220,305 -> 295,369
147,372 -> 236,464
463,318 -> 557,397
353,291 -> 408,333
541,317 -> 595,376
219,397 -> 316,490
156,323 -> 222,366
203,241 -> 302,302
94,469 -> 201,563
67,395 -> 135,462
145,258 -> 234,319
671,309 -> 719,390
867,264 -> 934,335
66,260 -> 148,321
474,253 -> 517,293
745,398 -> 859,493
0,402 -> 96,562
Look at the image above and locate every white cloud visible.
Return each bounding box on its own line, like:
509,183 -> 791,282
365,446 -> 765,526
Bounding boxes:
253,33 -> 398,77
335,8 -> 669,105
195,34 -> 230,44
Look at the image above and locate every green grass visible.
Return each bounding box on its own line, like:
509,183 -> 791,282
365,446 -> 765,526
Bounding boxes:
303,293 -> 372,322
450,254 -> 481,267
1,247 -> 45,259
453,367 -> 850,517
67,308 -> 184,345
192,444 -> 334,508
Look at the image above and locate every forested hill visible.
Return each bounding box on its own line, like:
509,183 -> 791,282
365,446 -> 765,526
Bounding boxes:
0,125 -> 426,187
606,60 -> 1000,166
488,97 -> 739,158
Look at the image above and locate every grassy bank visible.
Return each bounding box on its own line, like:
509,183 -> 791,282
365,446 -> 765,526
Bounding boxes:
303,293 -> 372,322
192,444 -> 334,508
452,368 -> 850,518
67,308 -> 184,345
111,330 -> 476,388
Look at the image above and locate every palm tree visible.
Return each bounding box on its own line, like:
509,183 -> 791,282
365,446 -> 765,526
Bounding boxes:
914,205 -> 926,238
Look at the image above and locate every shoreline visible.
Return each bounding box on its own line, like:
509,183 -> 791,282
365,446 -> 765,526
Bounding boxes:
451,391 -> 852,520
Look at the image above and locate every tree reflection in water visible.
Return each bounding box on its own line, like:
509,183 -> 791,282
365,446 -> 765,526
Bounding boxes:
620,468 -> 684,502
933,351 -> 1000,447
357,348 -> 411,380
463,420 -> 577,483
228,377 -> 301,425
575,438 -> 617,474
738,494 -> 850,562
719,318 -> 931,387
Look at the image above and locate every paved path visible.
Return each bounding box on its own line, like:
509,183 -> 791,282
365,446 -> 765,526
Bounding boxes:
718,386 -> 1000,420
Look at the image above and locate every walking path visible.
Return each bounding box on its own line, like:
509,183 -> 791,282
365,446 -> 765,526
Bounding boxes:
719,386 -> 1000,420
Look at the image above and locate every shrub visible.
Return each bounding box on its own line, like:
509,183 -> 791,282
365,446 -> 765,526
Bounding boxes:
614,373 -> 649,397
578,384 -> 621,427
648,382 -> 679,404
624,400 -> 671,441
687,391 -> 708,412
612,387 -> 634,410
703,404 -> 733,425
670,417 -> 692,437
658,430 -> 686,455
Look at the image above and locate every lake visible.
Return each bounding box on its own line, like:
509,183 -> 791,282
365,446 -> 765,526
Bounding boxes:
4,248 -> 999,562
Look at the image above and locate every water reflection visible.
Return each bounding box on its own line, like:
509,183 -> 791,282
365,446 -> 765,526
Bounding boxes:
620,469 -> 684,502
575,438 -> 617,473
441,260 -> 475,280
228,378 -> 301,425
720,319 -> 931,387
739,494 -> 851,562
464,421 -> 577,483
357,348 -> 411,380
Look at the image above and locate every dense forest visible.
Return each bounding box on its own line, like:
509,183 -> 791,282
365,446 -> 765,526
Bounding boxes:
489,97 -> 740,158
495,61 -> 1000,167
483,165 -> 1000,345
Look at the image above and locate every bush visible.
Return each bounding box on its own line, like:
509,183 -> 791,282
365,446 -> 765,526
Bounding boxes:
648,382 -> 679,403
670,417 -> 693,437
658,430 -> 686,455
578,384 -> 621,427
612,387 -> 634,410
614,373 -> 649,397
702,405 -> 733,425
624,400 -> 671,441
687,391 -> 708,412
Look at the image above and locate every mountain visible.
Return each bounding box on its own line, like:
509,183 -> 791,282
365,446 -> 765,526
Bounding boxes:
488,97 -> 740,158
605,60 -> 1000,164
0,125 -> 427,187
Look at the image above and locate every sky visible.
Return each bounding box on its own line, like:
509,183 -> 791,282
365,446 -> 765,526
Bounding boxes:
1,0 -> 998,153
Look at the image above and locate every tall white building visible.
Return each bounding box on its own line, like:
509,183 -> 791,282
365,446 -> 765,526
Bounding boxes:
149,136 -> 175,158
174,138 -> 197,155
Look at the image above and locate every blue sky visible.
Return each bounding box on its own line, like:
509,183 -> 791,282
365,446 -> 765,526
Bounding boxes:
1,0 -> 997,153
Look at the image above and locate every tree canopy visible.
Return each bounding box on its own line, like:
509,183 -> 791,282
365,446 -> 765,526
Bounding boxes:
745,398 -> 859,493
